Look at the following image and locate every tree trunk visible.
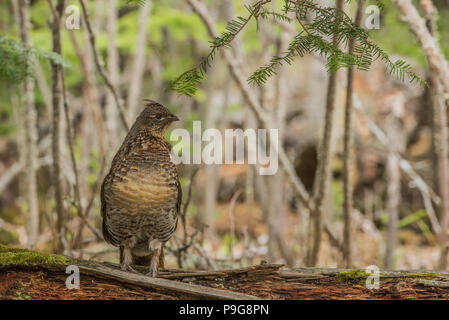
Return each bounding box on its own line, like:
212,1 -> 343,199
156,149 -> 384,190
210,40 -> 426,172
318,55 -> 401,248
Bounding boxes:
385,153 -> 400,269
126,0 -> 151,121
420,0 -> 449,270
384,94 -> 406,269
18,0 -> 39,249
49,0 -> 66,253
309,0 -> 344,267
342,0 -> 363,269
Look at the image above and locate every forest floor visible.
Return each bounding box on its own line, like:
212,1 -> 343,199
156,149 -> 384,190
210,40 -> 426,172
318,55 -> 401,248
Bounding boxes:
1,244 -> 449,300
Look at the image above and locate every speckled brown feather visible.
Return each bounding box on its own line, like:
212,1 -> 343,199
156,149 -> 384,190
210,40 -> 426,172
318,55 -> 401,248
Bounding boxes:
101,101 -> 181,270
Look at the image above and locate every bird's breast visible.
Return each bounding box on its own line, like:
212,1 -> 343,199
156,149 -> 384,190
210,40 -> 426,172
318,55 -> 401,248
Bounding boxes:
110,166 -> 177,215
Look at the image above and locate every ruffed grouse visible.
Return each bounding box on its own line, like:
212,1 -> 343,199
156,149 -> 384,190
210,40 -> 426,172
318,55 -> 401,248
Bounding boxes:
101,100 -> 181,277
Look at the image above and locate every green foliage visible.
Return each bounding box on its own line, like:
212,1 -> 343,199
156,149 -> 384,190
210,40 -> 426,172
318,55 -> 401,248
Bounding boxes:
168,0 -> 425,97
251,0 -> 424,85
332,180 -> 343,218
0,123 -> 15,136
0,35 -> 69,84
398,209 -> 427,228
0,36 -> 30,83
167,0 -> 271,96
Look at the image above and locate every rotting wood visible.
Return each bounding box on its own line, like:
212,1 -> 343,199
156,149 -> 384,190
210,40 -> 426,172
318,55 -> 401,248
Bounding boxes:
418,279 -> 449,288
277,271 -> 328,281
104,261 -> 284,280
290,267 -> 449,277
78,264 -> 262,300
3,245 -> 449,300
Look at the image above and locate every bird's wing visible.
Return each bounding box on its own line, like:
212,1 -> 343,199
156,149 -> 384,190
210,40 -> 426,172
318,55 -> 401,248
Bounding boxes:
100,173 -> 114,244
100,174 -> 108,219
100,132 -> 137,245
176,177 -> 182,215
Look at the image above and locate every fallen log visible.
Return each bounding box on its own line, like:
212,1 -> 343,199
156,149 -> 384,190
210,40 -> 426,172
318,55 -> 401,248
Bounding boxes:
0,244 -> 260,300
79,264 -> 261,300
3,245 -> 449,300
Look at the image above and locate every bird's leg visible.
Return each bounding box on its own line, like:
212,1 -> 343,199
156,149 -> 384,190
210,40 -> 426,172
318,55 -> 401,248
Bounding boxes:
146,239 -> 162,277
120,237 -> 138,273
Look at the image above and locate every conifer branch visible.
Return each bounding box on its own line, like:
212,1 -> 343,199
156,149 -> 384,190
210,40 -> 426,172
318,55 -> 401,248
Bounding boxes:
167,0 -> 272,96
168,0 -> 425,96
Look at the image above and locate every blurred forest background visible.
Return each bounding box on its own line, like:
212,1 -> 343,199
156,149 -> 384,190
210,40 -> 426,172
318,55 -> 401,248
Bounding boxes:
1,0 -> 449,272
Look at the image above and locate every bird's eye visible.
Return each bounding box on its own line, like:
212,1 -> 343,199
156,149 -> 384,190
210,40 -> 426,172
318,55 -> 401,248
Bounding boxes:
155,114 -> 162,120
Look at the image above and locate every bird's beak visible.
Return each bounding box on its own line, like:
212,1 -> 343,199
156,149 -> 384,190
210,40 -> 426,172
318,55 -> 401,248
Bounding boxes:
171,115 -> 179,121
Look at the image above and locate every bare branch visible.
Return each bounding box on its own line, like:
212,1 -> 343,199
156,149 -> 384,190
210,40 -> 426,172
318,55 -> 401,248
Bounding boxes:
393,0 -> 449,93
79,0 -> 130,131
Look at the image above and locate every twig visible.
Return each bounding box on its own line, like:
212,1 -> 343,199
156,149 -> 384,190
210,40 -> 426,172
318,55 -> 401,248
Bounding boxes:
50,0 -> 104,247
418,279 -> 449,288
229,189 -> 243,262
393,0 -> 449,93
193,243 -> 217,270
186,0 -> 311,209
166,166 -> 201,268
186,0 -> 356,263
0,141 -> 50,194
78,0 -> 129,131
181,166 -> 200,242
353,93 -> 442,233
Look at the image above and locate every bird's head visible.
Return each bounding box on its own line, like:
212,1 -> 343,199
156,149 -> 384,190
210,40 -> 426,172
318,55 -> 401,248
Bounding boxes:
136,99 -> 179,137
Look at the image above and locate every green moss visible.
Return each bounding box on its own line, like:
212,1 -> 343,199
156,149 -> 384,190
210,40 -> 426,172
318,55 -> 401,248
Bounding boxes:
0,244 -> 70,267
335,270 -> 371,281
0,244 -> 22,253
335,269 -> 443,282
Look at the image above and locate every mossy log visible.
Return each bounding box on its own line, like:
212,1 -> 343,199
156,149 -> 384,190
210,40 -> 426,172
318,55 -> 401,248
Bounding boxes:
2,244 -> 449,300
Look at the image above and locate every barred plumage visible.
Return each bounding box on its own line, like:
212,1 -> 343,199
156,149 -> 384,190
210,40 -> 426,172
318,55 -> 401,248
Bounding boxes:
101,100 -> 181,276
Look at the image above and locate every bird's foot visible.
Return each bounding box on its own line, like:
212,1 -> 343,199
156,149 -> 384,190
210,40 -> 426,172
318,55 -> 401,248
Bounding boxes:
120,263 -> 138,274
146,239 -> 162,277
145,266 -> 158,277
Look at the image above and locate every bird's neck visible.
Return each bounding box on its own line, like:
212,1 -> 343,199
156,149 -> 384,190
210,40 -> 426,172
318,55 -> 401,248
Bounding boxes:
128,123 -> 166,140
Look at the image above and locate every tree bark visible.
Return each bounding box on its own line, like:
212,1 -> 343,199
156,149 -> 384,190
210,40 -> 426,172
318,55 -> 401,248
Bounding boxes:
342,0 -> 363,269
308,0 -> 344,267
18,0 -> 39,249
420,0 -> 449,269
48,0 -> 66,253
385,153 -> 400,269
393,0 -> 449,93
384,94 -> 406,270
